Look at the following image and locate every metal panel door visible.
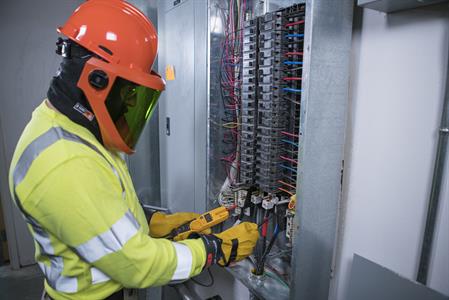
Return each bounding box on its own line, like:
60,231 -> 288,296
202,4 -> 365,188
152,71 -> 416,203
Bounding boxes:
159,0 -> 196,213
158,0 -> 207,213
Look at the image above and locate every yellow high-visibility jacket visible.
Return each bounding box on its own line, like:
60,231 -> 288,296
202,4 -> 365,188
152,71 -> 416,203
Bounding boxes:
9,101 -> 206,300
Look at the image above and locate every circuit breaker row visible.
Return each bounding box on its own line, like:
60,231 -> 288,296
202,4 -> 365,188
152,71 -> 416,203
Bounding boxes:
240,18 -> 259,185
276,4 -> 305,196
256,10 -> 289,193
240,5 -> 305,195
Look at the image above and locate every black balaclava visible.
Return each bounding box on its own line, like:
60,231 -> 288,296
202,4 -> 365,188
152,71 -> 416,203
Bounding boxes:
47,38 -> 103,143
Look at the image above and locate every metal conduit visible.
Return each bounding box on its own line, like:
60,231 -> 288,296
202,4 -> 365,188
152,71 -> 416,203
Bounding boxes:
417,50 -> 449,285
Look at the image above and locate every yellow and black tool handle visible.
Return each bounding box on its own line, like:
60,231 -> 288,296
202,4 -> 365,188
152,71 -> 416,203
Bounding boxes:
170,206 -> 230,241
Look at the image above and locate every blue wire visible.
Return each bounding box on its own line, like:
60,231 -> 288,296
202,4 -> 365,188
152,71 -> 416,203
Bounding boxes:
279,164 -> 298,173
283,87 -> 302,93
281,139 -> 298,147
283,61 -> 303,65
285,34 -> 304,38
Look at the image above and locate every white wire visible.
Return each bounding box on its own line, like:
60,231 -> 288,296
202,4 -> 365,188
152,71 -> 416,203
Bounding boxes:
276,199 -> 290,206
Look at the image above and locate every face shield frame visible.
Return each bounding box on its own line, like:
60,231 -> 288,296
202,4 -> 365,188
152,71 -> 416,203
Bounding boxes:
78,57 -> 165,154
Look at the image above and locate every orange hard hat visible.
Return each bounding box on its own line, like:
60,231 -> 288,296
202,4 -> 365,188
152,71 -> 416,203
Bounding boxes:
58,0 -> 165,154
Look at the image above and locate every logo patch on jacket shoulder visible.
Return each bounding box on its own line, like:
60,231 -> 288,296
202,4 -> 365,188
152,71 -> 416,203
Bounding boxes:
73,103 -> 95,121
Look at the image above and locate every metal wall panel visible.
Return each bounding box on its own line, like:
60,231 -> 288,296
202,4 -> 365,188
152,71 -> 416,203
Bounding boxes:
158,0 -> 207,213
126,0 -> 161,208
347,255 -> 449,300
193,0 -> 208,215
358,0 -> 449,13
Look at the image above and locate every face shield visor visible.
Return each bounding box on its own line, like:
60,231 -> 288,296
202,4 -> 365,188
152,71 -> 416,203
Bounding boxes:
78,57 -> 165,154
105,77 -> 161,150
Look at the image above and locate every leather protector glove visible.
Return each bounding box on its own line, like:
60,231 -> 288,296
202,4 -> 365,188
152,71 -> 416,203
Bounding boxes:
149,212 -> 211,239
196,222 -> 259,268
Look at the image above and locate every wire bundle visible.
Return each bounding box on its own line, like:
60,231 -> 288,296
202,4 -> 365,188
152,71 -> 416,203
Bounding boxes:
218,0 -> 247,185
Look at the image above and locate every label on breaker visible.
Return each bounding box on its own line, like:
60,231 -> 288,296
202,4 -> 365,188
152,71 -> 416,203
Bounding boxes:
237,190 -> 247,207
251,195 -> 262,204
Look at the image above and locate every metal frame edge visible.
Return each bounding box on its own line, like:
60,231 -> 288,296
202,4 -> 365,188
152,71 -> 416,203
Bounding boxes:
291,0 -> 354,299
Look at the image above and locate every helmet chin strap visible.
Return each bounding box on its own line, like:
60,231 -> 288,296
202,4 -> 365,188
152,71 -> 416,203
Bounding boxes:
47,39 -> 103,144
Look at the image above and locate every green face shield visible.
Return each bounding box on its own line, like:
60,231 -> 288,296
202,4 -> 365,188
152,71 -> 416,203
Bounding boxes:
105,77 -> 161,150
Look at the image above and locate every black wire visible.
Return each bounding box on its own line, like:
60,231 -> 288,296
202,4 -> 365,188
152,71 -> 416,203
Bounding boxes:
190,268 -> 215,287
256,229 -> 280,274
254,210 -> 271,275
255,208 -> 284,275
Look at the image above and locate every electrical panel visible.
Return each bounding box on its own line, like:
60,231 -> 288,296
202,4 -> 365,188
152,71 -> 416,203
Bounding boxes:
211,2 -> 305,296
160,0 -> 355,298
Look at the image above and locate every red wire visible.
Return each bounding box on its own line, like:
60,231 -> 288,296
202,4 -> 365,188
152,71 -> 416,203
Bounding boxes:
285,52 -> 303,56
285,20 -> 305,27
227,204 -> 238,211
261,218 -> 269,237
221,0 -> 246,182
282,77 -> 302,81
281,131 -> 299,138
277,180 -> 296,190
280,156 -> 298,164
278,187 -> 295,196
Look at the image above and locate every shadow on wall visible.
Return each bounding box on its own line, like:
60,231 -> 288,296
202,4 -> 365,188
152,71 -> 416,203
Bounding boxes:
385,3 -> 449,27
0,196 -> 8,265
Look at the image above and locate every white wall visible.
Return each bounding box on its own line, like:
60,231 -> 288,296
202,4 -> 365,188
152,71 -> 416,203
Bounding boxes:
331,5 -> 449,300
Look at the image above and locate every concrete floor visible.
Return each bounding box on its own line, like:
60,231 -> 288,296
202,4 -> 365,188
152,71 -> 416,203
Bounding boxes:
0,264 -> 43,299
0,264 -> 235,299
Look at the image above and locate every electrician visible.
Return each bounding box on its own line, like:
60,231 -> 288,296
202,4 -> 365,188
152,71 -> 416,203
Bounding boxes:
8,1 -> 259,299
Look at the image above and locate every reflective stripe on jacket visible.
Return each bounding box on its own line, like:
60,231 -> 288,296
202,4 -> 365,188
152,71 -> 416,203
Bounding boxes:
9,101 -> 206,300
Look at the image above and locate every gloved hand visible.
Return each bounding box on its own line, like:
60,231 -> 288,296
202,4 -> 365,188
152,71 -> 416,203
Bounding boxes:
196,222 -> 259,268
149,212 -> 211,239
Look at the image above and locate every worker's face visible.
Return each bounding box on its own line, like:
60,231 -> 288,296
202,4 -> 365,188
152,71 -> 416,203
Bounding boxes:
105,77 -> 161,150
120,85 -> 138,109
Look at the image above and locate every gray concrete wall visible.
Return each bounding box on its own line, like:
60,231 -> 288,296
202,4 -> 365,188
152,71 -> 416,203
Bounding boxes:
0,0 -> 84,268
0,0 -> 161,268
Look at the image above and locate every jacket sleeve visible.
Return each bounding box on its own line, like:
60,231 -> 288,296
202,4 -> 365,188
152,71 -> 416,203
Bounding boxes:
23,156 -> 206,288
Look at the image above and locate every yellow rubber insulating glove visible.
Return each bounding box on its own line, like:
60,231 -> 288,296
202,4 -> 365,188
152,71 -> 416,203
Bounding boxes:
196,222 -> 259,268
149,212 -> 211,239
215,222 -> 259,266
